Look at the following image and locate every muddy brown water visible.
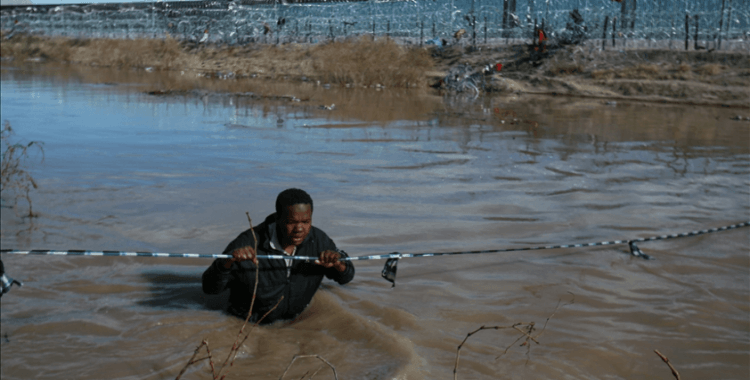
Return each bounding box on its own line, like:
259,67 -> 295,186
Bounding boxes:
1,64 -> 748,380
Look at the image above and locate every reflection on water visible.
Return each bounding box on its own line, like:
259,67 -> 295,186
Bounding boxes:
1,64 -> 748,380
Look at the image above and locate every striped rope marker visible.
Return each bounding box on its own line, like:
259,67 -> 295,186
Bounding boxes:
1,221 -> 747,262
2,221 -> 747,286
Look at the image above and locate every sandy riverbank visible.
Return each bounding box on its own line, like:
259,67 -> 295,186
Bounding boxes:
2,33 -> 748,107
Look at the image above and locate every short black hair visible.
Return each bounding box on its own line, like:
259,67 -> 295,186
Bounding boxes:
275,188 -> 313,216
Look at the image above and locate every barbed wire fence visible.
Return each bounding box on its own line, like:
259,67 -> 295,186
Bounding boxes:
1,0 -> 748,51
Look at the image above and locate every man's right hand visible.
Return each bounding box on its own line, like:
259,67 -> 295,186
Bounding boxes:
224,246 -> 257,269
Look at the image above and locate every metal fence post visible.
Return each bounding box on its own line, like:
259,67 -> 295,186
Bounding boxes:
602,15 -> 609,50
685,13 -> 689,50
694,14 -> 699,50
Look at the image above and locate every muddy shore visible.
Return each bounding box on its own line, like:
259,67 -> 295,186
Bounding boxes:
1,33 -> 748,108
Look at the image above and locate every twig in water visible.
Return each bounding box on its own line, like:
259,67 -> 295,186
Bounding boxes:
244,212 -> 260,328
497,325 -> 531,359
513,322 -> 539,344
279,355 -> 338,380
215,213 -> 264,380
534,293 -> 575,341
522,293 -> 575,365
454,294 -> 575,380
654,349 -> 681,380
176,212 -> 273,380
224,295 -> 285,374
522,323 -> 535,365
175,340 -> 215,380
454,324 -> 522,380
204,341 -> 216,377
307,366 -> 323,379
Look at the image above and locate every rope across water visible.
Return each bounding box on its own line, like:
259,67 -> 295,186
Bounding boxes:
1,221 -> 747,261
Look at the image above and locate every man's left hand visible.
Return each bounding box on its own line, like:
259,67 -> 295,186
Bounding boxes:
315,250 -> 346,272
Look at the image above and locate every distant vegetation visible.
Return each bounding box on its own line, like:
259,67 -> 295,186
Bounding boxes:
0,33 -> 433,89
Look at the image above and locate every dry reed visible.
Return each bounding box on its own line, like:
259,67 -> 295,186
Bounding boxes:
1,34 -> 432,90
695,63 -> 724,76
1,121 -> 44,218
310,36 -> 433,88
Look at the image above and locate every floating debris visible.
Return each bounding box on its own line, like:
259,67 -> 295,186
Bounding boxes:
441,63 -> 501,94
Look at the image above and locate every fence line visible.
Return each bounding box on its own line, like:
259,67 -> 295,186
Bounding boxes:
1,0 -> 748,51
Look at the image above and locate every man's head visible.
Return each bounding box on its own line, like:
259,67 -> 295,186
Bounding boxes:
275,188 -> 313,248
275,188 -> 313,216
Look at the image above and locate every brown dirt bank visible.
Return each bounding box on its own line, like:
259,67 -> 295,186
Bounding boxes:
1,33 -> 748,107
430,44 -> 749,108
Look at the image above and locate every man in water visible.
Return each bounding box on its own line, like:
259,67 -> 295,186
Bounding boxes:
202,188 -> 355,323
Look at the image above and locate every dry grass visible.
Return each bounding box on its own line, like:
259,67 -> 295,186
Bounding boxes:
310,36 -> 433,88
0,33 -> 183,69
591,63 -> 663,80
548,64 -> 584,76
0,33 -> 72,62
589,63 -> 714,81
695,63 -> 724,76
1,34 -> 431,90
80,36 -> 184,69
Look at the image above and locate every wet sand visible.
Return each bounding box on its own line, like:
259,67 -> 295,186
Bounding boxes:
0,63 -> 749,379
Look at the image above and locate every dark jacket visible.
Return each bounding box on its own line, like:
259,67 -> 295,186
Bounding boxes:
202,213 -> 354,323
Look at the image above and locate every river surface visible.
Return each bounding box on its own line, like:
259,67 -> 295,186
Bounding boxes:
1,63 -> 748,380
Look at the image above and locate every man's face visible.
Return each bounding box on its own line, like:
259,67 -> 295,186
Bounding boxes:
278,203 -> 312,247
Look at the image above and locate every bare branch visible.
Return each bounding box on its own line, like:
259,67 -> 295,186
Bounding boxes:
229,295 -> 285,369
1,120 -> 45,217
513,323 -> 539,344
177,213 -> 270,380
308,366 -> 323,379
204,340 -> 216,378
215,213 -> 261,380
534,292 -> 575,340
175,340 -> 209,380
496,331 -> 528,360
654,349 -> 681,380
453,324 -> 525,380
456,295 -> 575,379
279,355 -> 338,380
